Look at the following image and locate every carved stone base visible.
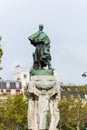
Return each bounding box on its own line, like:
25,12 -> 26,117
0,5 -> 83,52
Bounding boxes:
28,75 -> 60,130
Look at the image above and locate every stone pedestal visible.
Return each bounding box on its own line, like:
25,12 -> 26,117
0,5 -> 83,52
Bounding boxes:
28,75 -> 60,130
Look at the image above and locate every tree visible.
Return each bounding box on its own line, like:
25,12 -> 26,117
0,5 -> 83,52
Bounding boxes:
58,98 -> 75,130
58,97 -> 87,130
0,94 -> 28,130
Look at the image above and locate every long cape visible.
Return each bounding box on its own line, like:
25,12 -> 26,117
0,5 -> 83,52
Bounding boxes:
28,31 -> 50,46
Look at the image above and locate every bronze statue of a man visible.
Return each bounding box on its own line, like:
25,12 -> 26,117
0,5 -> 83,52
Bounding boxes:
28,24 -> 52,70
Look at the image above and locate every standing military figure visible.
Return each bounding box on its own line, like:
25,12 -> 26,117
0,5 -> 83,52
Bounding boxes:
28,25 -> 52,70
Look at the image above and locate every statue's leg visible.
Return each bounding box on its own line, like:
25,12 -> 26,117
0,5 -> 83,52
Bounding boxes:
28,98 -> 34,130
49,96 -> 60,130
48,60 -> 53,70
33,51 -> 39,69
33,62 -> 38,70
35,45 -> 42,69
54,96 -> 60,130
49,99 -> 55,130
28,98 -> 38,130
38,95 -> 50,130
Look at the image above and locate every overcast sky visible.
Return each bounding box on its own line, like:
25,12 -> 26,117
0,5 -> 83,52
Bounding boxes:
0,0 -> 87,85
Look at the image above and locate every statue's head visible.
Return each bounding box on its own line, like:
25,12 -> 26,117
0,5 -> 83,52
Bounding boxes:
39,24 -> 44,31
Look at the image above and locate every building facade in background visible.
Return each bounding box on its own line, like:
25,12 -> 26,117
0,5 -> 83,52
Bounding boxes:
14,65 -> 30,92
0,80 -> 22,99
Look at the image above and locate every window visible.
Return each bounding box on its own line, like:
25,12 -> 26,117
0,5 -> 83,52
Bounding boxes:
16,82 -> 19,88
16,90 -> 20,95
6,90 -> 11,95
6,82 -> 10,88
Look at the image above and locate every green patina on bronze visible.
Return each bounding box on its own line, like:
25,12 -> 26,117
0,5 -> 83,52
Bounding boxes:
0,37 -> 3,70
30,69 -> 54,75
28,25 -> 53,75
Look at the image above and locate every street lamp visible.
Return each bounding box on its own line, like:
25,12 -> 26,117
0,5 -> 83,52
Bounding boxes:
82,72 -> 87,86
82,72 -> 87,77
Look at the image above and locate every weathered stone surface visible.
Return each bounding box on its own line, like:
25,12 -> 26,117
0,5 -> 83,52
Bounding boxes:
27,74 -> 60,130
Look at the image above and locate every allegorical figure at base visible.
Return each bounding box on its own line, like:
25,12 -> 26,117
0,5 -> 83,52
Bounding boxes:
28,24 -> 52,70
